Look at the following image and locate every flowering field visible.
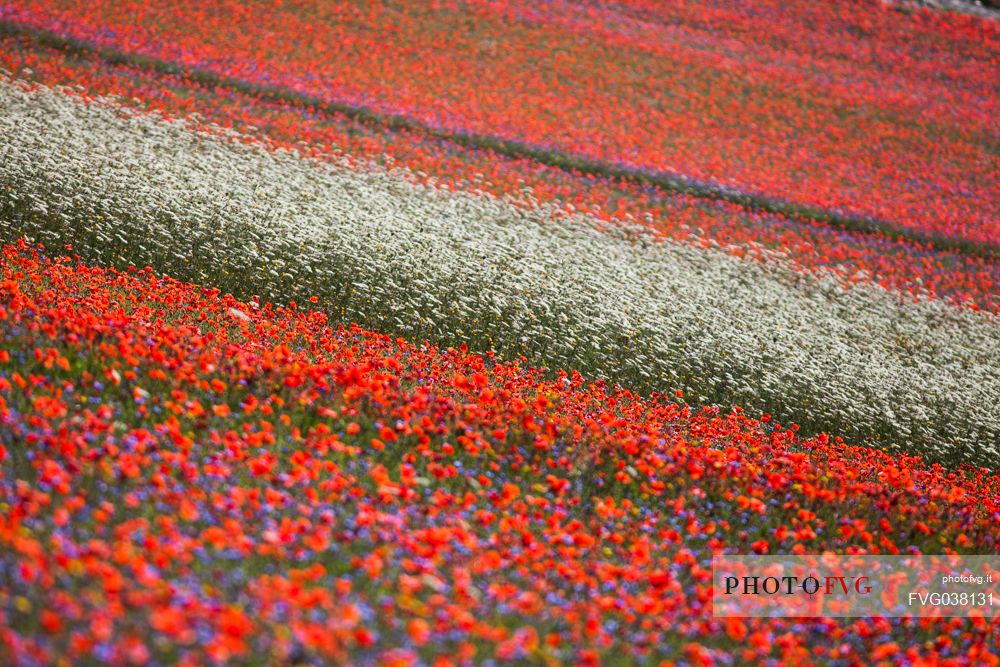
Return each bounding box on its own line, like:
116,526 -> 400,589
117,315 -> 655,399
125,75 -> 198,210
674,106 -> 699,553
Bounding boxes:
1,242 -> 998,665
0,0 -> 998,665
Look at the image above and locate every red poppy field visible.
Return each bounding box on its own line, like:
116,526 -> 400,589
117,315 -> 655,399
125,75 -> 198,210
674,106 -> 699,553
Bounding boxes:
0,0 -> 998,665
1,242 -> 997,665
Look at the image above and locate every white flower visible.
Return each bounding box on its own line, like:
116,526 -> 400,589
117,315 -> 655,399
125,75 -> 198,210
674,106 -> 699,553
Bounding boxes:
1,75 -> 997,464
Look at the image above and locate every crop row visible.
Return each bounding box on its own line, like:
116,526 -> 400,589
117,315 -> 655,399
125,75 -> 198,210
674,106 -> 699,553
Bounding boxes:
0,0 -> 996,247
1,241 -> 997,665
1,34 -> 998,315
2,77 -> 998,465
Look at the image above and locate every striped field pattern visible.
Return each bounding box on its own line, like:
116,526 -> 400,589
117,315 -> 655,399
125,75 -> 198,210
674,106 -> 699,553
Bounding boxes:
2,77 -> 998,465
0,1 -> 998,665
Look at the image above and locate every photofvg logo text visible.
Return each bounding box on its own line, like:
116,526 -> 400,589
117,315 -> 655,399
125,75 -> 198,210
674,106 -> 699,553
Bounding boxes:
712,555 -> 998,618
723,573 -> 871,596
